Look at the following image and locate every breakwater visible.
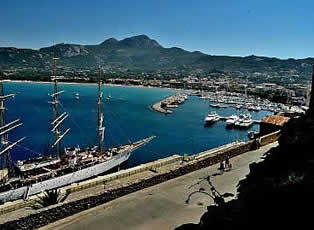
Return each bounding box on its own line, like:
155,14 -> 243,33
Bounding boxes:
0,131 -> 279,229
151,93 -> 187,114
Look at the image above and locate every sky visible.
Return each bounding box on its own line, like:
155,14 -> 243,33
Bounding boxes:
1,0 -> 313,59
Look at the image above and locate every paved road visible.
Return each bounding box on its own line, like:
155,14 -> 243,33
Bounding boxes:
41,143 -> 277,230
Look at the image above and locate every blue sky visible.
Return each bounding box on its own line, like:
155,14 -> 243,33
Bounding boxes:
1,0 -> 313,59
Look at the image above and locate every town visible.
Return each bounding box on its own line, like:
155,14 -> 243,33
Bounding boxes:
105,75 -> 311,107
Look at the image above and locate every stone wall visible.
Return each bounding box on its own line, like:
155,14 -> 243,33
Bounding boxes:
0,131 -> 279,215
259,130 -> 280,146
66,154 -> 183,193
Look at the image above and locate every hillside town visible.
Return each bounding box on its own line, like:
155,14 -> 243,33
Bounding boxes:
2,67 -> 310,107
106,75 -> 311,106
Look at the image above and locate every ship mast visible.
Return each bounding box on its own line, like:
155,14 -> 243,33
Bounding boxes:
0,80 -> 25,180
98,66 -> 105,153
50,47 -> 70,159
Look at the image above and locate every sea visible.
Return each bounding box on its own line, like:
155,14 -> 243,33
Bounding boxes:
5,82 -> 272,167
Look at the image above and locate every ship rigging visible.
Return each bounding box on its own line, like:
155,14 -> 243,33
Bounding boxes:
0,48 -> 155,203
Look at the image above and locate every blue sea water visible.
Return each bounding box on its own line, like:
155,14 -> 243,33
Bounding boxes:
4,82 -> 271,167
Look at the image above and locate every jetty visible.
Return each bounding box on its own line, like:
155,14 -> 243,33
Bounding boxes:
151,93 -> 187,114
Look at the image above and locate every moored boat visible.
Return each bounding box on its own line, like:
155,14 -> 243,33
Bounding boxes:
225,115 -> 239,129
204,111 -> 220,126
0,52 -> 155,204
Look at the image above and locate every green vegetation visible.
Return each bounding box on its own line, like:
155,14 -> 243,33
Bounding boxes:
32,189 -> 70,209
1,35 -> 314,83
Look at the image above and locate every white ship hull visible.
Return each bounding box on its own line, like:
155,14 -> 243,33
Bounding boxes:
0,149 -> 131,203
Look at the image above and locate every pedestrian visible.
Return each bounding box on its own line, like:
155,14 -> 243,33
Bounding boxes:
255,138 -> 261,149
225,156 -> 230,169
219,161 -> 224,171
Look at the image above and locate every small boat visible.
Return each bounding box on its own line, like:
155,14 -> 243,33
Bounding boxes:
74,92 -> 79,100
210,104 -> 220,108
225,115 -> 239,128
248,106 -> 254,111
237,114 -> 253,129
204,112 -> 220,126
252,106 -> 261,112
238,119 -> 253,129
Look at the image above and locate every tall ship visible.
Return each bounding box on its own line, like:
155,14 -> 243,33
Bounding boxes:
0,52 -> 155,203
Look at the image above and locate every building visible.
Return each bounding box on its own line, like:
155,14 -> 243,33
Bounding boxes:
259,115 -> 290,136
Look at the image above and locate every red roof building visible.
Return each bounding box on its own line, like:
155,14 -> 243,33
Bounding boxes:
260,115 -> 290,136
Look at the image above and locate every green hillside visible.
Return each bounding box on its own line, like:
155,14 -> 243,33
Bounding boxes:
1,35 -> 314,81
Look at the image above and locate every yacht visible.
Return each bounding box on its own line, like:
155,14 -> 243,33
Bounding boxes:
225,115 -> 239,128
238,114 -> 253,129
204,112 -> 220,125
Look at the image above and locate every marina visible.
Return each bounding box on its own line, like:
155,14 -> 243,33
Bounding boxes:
192,90 -> 307,114
203,112 -> 260,130
3,84 -> 271,169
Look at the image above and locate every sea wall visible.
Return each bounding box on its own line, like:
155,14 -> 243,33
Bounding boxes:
259,130 -> 281,146
66,154 -> 183,193
0,131 -> 279,216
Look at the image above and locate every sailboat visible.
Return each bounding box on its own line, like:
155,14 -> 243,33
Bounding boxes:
0,52 -> 155,203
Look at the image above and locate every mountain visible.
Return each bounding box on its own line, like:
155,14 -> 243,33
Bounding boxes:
1,35 -> 314,82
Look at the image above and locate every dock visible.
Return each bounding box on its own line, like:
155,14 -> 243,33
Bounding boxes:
218,116 -> 261,124
151,93 -> 187,114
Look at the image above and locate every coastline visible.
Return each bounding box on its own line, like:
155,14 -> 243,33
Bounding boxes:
9,79 -> 180,91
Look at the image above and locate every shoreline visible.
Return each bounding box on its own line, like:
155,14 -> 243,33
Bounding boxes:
9,79 -> 180,91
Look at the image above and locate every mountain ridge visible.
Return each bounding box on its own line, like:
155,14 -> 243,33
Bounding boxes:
0,34 -> 314,82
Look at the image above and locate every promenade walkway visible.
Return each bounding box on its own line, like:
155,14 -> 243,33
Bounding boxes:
41,142 -> 277,230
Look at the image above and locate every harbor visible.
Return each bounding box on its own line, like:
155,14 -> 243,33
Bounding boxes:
204,112 -> 261,129
218,115 -> 260,124
2,82 -> 271,169
0,75 -> 275,206
192,90 -> 307,114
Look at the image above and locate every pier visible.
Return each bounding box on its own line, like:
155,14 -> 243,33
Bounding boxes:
151,93 -> 187,114
218,116 -> 261,124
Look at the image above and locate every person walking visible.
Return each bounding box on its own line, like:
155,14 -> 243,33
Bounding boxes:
225,156 -> 230,169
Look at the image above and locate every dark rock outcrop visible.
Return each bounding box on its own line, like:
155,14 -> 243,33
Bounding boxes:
176,67 -> 314,230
